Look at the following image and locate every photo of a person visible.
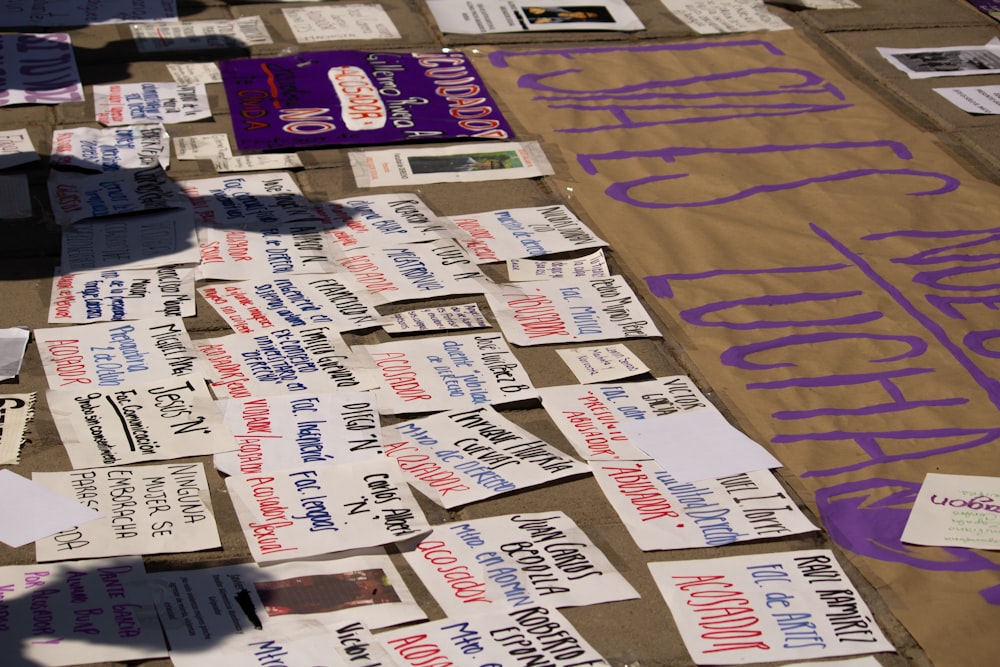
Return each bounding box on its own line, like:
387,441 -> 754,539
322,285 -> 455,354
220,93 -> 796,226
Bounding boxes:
521,5 -> 615,24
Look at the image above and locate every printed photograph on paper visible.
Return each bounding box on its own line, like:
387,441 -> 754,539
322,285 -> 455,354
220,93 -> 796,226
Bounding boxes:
427,0 -> 643,33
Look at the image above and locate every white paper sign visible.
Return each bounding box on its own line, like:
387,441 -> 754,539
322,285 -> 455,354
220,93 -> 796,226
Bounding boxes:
351,141 -> 554,187
382,303 -> 490,333
506,249 -> 610,281
34,463 -> 219,561
485,276 -> 659,346
403,513 -> 638,615
215,391 -> 382,476
0,393 -> 34,465
94,82 -> 212,125
901,473 -> 1000,550
378,607 -> 607,666
539,376 -> 712,460
557,344 -> 648,383
427,0 -> 642,33
0,470 -> 100,548
317,193 -> 454,251
623,410 -> 782,483
0,327 -> 29,380
167,62 -> 222,85
0,34 -> 83,106
878,44 -> 1000,79
334,240 -> 486,305
50,125 -> 169,172
199,275 -> 380,335
35,319 -> 202,390
49,266 -> 196,323
48,375 -> 235,469
383,406 -> 587,508
226,459 -> 429,562
213,154 -> 303,172
131,17 -> 272,52
359,333 -> 538,415
453,205 -> 606,263
197,219 -> 340,279
282,5 -> 401,43
173,133 -> 233,160
0,0 -> 176,26
649,550 -> 894,663
0,129 -> 38,169
934,84 -> 1000,114
592,462 -> 817,550
197,328 -> 377,399
49,166 -> 187,226
660,0 -> 791,34
60,210 -> 200,273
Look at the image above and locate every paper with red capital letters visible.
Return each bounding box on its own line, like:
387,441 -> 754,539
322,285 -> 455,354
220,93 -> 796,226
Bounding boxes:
451,205 -> 606,263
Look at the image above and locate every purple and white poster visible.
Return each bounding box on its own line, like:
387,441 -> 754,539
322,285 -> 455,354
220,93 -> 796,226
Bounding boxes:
220,50 -> 513,151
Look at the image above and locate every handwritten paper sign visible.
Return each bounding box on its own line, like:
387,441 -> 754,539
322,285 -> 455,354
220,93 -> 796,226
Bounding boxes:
50,125 -> 170,172
359,333 -> 538,415
592,462 -> 817,550
198,328 -> 377,399
199,275 -> 380,335
383,406 -> 587,508
131,17 -> 272,52
167,62 -> 221,86
221,50 -> 511,151
174,134 -> 232,160
49,166 -> 187,226
47,374 -> 234,469
0,0 -> 176,26
556,344 -> 649,383
316,193 -> 453,251
350,141 -> 554,187
403,512 -> 638,615
484,276 -> 659,346
649,550 -> 894,663
0,558 -> 166,666
226,459 -> 429,562
0,470 -> 100,548
427,0 -> 642,33
0,34 -> 83,106
34,463 -> 219,561
660,0 -> 790,34
334,240 -> 486,305
506,249 -> 610,281
60,210 -> 200,273
0,129 -> 38,169
538,376 -> 712,460
215,391 -> 382,476
282,5 -> 401,43
381,303 -> 490,334
378,607 -> 608,667
35,319 -> 202,391
49,266 -> 195,323
452,205 -> 607,263
94,82 -> 211,126
901,473 -> 1000,550
0,394 -> 34,465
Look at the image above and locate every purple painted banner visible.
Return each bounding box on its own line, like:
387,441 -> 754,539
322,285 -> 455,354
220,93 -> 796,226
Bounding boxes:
220,50 -> 513,151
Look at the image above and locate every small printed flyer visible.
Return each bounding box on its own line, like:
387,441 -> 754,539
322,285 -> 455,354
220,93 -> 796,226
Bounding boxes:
426,0 -> 643,33
49,266 -> 196,323
226,458 -> 429,562
452,205 -> 606,263
506,249 -> 611,282
0,557 -> 166,666
316,193 -> 454,251
220,50 -> 511,151
359,332 -> 539,414
383,405 -> 587,508
0,34 -> 83,106
47,374 -> 236,469
878,43 -> 1000,79
901,472 -> 1000,550
351,141 -> 554,187
215,391 -> 383,476
50,125 -> 170,172
378,607 -> 608,666
333,239 -> 486,305
556,344 -> 650,383
94,82 -> 212,126
199,275 -> 381,334
131,17 -> 273,52
539,376 -> 712,460
484,276 -> 659,346
197,327 -> 377,398
60,211 -> 200,273
35,318 -> 203,391
33,463 -> 220,561
591,462 -> 817,550
649,550 -> 894,664
402,512 -> 639,615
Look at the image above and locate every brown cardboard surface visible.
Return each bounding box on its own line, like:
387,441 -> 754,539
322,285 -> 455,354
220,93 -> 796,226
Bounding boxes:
476,29 -> 1000,667
798,0 -> 992,32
